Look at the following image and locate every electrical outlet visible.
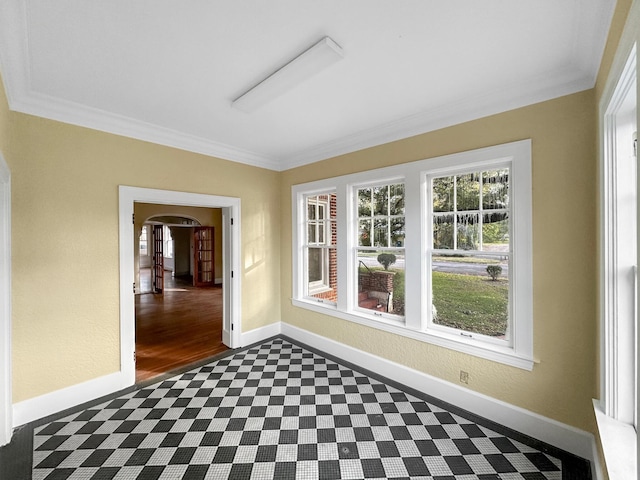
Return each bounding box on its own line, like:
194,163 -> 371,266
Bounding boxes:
459,370 -> 469,384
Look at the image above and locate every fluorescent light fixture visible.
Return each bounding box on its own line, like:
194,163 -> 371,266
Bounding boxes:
232,36 -> 343,113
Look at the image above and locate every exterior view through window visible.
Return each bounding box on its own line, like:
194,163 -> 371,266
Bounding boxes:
357,183 -> 405,316
305,193 -> 337,302
430,169 -> 510,341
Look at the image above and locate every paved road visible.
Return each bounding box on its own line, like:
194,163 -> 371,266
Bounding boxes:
358,255 -> 508,277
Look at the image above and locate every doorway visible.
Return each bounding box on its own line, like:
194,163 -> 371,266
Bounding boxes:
119,186 -> 241,388
134,211 -> 225,382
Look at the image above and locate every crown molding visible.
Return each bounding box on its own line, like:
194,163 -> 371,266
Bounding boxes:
12,91 -> 281,170
3,66 -> 595,173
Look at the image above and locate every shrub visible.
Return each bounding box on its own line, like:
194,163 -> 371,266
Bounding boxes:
486,264 -> 502,281
392,270 -> 405,315
377,253 -> 397,270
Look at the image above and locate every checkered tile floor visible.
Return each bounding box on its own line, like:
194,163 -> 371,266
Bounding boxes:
31,338 -> 576,479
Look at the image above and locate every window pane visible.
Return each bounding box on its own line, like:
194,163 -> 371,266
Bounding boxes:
308,248 -> 322,282
433,176 -> 454,212
391,217 -> 405,247
308,224 -> 317,244
373,186 -> 389,216
482,169 -> 509,210
482,212 -> 509,251
457,213 -> 479,250
456,173 -> 480,211
358,188 -> 372,216
389,184 -> 405,215
357,249 -> 405,316
308,246 -> 338,303
308,202 -> 316,220
433,214 -> 454,249
374,218 -> 388,247
359,219 -> 372,246
431,252 -> 509,339
139,226 -> 148,256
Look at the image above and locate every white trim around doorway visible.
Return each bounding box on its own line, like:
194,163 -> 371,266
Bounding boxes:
118,186 -> 242,387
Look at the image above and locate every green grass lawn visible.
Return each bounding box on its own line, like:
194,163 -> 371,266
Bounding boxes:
432,271 -> 508,337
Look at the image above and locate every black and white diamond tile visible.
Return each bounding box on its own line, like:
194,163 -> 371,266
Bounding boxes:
32,339 -> 566,479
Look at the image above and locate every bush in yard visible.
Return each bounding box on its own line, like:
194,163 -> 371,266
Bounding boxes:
377,253 -> 397,270
486,264 -> 502,281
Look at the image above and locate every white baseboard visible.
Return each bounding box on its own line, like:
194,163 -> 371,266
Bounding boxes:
13,371 -> 128,427
281,322 -> 599,477
240,322 -> 281,347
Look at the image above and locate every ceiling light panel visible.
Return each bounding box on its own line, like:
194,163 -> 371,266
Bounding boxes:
232,36 -> 344,113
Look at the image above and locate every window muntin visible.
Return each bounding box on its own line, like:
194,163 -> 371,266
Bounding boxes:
429,168 -> 511,342
356,183 -> 405,317
304,193 -> 337,302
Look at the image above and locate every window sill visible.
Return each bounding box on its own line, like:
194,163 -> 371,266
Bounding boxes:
308,286 -> 332,296
593,400 -> 636,480
291,298 -> 534,370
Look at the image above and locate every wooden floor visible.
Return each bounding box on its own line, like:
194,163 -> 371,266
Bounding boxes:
135,269 -> 228,383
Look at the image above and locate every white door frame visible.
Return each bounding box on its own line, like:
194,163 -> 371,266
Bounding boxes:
0,152 -> 11,447
119,186 -> 241,386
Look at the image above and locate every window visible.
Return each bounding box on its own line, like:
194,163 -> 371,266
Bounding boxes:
304,193 -> 337,302
356,183 -> 405,317
139,225 -> 149,256
292,140 -> 532,369
163,226 -> 173,259
600,44 -> 637,426
428,168 -> 511,345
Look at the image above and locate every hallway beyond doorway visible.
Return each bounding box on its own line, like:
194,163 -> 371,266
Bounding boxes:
135,268 -> 227,382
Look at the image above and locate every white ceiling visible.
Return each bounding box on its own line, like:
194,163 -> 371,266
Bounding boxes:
0,0 -> 616,171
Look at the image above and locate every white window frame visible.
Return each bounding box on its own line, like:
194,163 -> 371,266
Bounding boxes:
424,163 -> 512,348
595,4 -> 639,473
353,180 -> 406,320
301,192 -> 336,300
292,140 -> 533,369
306,196 -> 330,295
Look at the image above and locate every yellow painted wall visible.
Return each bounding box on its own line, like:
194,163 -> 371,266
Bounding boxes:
280,90 -> 598,432
0,76 -> 281,403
